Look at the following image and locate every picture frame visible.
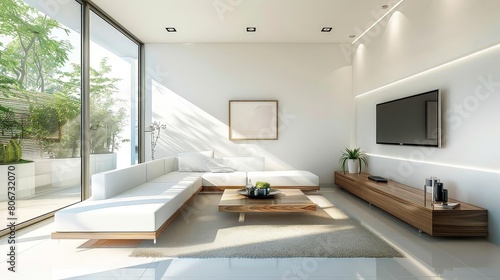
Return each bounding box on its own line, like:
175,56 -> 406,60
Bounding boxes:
229,100 -> 278,140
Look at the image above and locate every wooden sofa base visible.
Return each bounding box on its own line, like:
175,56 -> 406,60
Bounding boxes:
51,188 -> 201,242
202,185 -> 320,192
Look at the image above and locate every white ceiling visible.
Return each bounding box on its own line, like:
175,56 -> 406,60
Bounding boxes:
90,0 -> 399,44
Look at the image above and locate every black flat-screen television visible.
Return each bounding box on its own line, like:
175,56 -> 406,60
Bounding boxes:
376,89 -> 441,147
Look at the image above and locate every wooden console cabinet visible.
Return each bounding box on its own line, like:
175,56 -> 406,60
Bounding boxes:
335,172 -> 488,237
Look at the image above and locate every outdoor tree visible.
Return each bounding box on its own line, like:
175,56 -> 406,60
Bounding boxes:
88,58 -> 128,154
1,0 -> 73,150
1,0 -> 128,158
27,90 -> 80,157
0,0 -> 72,93
48,58 -> 128,156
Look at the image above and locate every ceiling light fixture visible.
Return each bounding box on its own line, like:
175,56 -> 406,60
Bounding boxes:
321,27 -> 332,32
352,0 -> 405,44
246,27 -> 256,32
165,27 -> 177,32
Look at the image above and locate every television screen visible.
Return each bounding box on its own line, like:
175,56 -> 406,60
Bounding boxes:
376,90 -> 441,147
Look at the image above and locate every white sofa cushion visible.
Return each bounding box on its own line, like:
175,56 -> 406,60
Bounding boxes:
91,164 -> 147,200
148,172 -> 203,195
247,170 -> 319,187
178,151 -> 214,172
54,197 -> 172,232
116,182 -> 198,210
202,171 -> 247,187
204,158 -> 234,173
220,157 -> 264,171
54,180 -> 202,233
164,156 -> 177,173
149,171 -> 204,183
146,158 -> 166,181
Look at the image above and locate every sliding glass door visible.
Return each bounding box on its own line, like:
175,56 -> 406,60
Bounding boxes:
89,11 -> 139,176
0,0 -> 82,227
0,0 -> 141,235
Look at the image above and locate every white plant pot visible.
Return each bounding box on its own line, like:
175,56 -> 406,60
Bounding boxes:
0,162 -> 36,201
34,153 -> 117,188
347,159 -> 359,174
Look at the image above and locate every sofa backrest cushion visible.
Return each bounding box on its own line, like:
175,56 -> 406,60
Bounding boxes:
91,163 -> 147,200
164,156 -> 177,173
146,158 -> 165,181
204,158 -> 235,173
178,151 -> 214,172
221,157 -> 265,171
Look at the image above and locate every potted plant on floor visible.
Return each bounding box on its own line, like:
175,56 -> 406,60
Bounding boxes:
339,147 -> 367,174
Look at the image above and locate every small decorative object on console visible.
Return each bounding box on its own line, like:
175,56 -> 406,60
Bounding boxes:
433,188 -> 460,209
435,182 -> 444,201
434,202 -> 460,209
424,177 -> 441,206
368,175 -> 387,183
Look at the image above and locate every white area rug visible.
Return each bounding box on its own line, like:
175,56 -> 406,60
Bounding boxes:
130,193 -> 403,258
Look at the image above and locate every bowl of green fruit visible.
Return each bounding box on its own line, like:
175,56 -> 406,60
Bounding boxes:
254,181 -> 271,196
238,181 -> 280,198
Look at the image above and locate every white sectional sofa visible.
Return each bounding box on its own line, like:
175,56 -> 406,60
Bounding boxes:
52,151 -> 319,241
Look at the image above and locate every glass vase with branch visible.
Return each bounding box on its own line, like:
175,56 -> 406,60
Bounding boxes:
149,121 -> 166,160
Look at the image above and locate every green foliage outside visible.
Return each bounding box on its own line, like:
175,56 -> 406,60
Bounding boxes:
0,139 -> 22,163
0,0 -> 71,93
1,0 -> 128,158
12,138 -> 21,160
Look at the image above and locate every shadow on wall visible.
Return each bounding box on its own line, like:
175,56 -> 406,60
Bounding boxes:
149,80 -> 293,170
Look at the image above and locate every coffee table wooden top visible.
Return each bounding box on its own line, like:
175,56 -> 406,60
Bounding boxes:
218,189 -> 316,213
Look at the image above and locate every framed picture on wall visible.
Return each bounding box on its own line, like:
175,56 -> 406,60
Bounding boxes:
229,100 -> 278,140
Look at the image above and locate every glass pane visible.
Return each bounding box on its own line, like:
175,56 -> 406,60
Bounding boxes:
89,11 -> 139,188
0,0 -> 82,228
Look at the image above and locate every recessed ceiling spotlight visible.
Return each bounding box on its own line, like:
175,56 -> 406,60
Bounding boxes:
382,4 -> 389,9
321,27 -> 333,32
349,35 -> 356,38
246,27 -> 256,32
165,27 -> 177,32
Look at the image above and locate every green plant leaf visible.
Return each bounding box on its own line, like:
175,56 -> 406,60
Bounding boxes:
339,147 -> 368,174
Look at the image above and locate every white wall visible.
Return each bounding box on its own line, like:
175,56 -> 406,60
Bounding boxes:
353,0 -> 500,95
353,0 -> 500,245
145,43 -> 353,185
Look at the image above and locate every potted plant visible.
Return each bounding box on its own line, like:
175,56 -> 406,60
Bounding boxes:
0,139 -> 23,163
339,147 -> 367,174
0,139 -> 36,199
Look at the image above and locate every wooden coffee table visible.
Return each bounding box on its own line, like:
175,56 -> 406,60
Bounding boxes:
218,189 -> 316,221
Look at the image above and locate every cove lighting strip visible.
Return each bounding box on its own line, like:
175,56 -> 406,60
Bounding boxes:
355,39 -> 500,99
352,0 -> 406,45
367,153 -> 500,174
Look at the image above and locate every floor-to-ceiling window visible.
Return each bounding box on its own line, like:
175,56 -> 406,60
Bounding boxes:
0,0 -> 82,229
89,11 -> 139,173
0,0 -> 142,235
